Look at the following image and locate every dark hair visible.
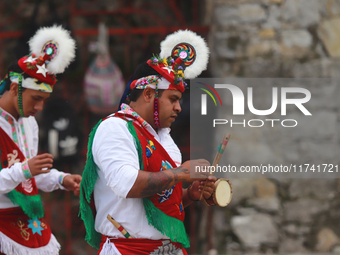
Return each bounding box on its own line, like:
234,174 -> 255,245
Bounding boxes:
129,88 -> 144,102
2,61 -> 30,91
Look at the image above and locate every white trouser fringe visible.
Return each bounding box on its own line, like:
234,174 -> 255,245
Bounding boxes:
0,231 -> 60,255
99,238 -> 122,255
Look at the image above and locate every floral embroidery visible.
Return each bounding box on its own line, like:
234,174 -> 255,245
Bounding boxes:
21,161 -> 32,179
132,75 -> 159,90
121,103 -> 148,127
19,119 -> 30,159
0,108 -> 18,145
27,218 -> 44,236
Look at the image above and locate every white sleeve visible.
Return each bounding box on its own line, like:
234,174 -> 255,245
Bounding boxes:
92,118 -> 139,198
0,162 -> 29,194
34,169 -> 69,192
27,117 -> 69,192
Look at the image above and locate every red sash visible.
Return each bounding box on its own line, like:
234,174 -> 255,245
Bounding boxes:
98,236 -> 188,255
113,113 -> 184,221
0,207 -> 51,248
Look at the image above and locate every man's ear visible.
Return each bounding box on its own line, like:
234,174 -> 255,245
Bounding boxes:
9,83 -> 19,96
143,87 -> 155,103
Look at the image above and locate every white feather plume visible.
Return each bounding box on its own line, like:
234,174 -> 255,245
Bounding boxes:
159,29 -> 209,79
29,25 -> 76,74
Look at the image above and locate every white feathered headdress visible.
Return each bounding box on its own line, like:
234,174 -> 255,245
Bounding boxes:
159,29 -> 209,79
29,25 -> 76,74
18,25 -> 76,91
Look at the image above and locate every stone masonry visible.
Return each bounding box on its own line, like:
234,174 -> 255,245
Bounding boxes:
207,0 -> 340,254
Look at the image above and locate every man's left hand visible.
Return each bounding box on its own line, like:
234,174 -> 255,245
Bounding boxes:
63,175 -> 82,196
188,176 -> 217,201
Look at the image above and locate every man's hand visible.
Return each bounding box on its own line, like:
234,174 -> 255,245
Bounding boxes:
27,153 -> 53,176
188,176 -> 217,201
180,159 -> 211,182
62,175 -> 82,196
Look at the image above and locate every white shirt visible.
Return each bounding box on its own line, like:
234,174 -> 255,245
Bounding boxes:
0,108 -> 67,209
92,113 -> 182,239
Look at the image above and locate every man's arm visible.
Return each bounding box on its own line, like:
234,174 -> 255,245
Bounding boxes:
93,118 -> 211,199
127,166 -> 188,198
0,153 -> 53,194
0,162 -> 29,194
127,160 -> 210,198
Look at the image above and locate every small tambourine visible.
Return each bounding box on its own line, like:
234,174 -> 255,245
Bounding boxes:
213,178 -> 232,207
203,178 -> 233,207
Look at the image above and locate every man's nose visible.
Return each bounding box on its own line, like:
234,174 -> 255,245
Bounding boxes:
174,101 -> 181,113
35,101 -> 44,111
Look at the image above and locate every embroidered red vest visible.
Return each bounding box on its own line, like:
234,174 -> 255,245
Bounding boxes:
113,113 -> 185,221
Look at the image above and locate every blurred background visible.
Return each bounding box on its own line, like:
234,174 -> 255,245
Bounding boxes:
1,0 -> 340,254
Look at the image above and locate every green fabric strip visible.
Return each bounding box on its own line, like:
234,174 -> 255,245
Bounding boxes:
143,198 -> 190,248
7,190 -> 44,219
127,121 -> 144,171
79,120 -> 102,249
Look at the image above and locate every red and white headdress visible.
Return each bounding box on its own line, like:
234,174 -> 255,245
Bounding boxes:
127,30 -> 209,128
17,25 -> 76,92
130,29 -> 209,93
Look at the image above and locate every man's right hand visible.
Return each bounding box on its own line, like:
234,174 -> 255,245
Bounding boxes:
27,153 -> 53,176
179,159 -> 211,182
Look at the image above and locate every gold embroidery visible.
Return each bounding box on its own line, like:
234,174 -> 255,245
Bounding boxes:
11,218 -> 30,241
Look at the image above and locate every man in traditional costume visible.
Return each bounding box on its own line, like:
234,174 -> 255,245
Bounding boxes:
80,30 -> 217,255
0,25 -> 81,255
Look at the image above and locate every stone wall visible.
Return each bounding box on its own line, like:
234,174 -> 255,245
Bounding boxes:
208,0 -> 340,254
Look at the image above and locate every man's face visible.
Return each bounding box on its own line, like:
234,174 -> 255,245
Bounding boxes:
158,89 -> 182,128
20,88 -> 50,117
